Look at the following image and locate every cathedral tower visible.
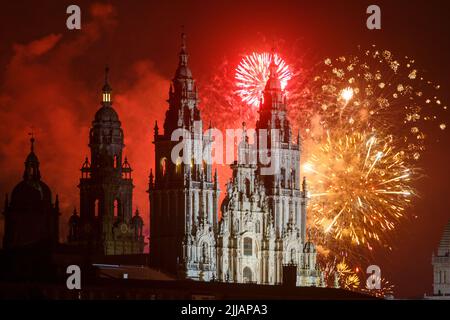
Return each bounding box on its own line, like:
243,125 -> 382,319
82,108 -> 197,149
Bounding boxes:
149,34 -> 219,280
69,68 -> 145,255
256,50 -> 307,241
217,50 -> 322,286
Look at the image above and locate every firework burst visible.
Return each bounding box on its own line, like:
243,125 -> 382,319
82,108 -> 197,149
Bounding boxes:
296,45 -> 447,161
319,255 -> 395,297
199,59 -> 257,130
337,262 -> 361,291
235,52 -> 292,107
296,46 -> 448,260
304,128 -> 417,250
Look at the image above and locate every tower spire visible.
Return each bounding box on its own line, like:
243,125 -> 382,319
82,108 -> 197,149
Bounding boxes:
265,47 -> 281,91
102,66 -> 112,105
179,32 -> 188,67
269,46 -> 277,75
28,128 -> 35,152
23,134 -> 40,180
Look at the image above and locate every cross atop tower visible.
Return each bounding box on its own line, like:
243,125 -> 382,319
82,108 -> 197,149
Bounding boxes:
179,31 -> 188,67
28,127 -> 35,152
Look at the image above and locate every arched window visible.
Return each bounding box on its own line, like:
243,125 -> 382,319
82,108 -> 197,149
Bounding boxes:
245,178 -> 251,198
243,237 -> 252,256
202,243 -> 208,263
280,168 -> 286,187
160,158 -> 168,176
243,267 -> 252,283
94,199 -> 100,217
290,248 -> 296,264
114,155 -> 118,168
114,199 -> 119,218
256,221 -> 260,234
190,158 -> 194,177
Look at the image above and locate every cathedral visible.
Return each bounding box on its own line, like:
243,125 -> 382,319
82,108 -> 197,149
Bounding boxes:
1,32 -> 322,288
150,34 -> 323,286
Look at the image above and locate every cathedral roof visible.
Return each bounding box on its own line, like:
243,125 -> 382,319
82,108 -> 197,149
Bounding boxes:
94,105 -> 120,122
438,219 -> 450,256
11,180 -> 51,206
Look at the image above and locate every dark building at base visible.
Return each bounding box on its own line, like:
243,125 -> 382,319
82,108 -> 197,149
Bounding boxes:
1,137 -> 60,280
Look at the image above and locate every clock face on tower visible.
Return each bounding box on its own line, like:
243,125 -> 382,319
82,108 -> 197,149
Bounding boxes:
120,223 -> 128,234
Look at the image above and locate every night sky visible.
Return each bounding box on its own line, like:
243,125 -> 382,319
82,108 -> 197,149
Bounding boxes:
0,0 -> 449,298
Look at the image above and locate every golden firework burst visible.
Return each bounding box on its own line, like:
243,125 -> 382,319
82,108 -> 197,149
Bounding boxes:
304,128 -> 417,249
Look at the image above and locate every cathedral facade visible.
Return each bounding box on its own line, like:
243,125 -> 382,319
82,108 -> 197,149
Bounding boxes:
216,58 -> 322,286
150,34 -> 323,286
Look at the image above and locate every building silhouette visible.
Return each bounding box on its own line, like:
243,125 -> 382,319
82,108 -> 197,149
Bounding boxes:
1,137 -> 60,280
67,68 -> 145,255
3,137 -> 60,250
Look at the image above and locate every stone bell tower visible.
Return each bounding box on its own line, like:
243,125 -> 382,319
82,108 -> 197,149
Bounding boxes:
69,68 -> 145,255
149,33 -> 219,280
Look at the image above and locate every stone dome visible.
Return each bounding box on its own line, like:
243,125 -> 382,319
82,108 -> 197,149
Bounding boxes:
10,179 -> 51,209
94,105 -> 119,122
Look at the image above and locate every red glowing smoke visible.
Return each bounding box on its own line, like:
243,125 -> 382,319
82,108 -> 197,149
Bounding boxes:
0,3 -> 168,244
